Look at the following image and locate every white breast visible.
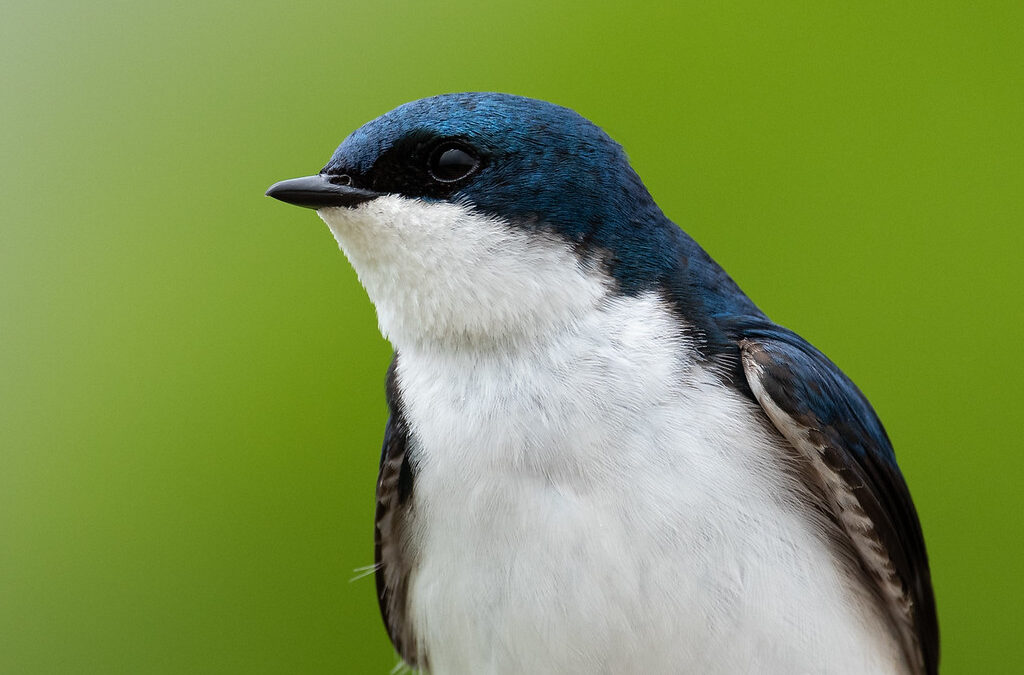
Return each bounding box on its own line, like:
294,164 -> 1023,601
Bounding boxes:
394,292 -> 905,674
318,199 -> 906,674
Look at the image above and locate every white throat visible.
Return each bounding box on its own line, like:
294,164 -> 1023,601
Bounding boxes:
318,196 -> 608,352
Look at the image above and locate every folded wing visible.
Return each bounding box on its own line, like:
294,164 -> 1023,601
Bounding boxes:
734,321 -> 938,675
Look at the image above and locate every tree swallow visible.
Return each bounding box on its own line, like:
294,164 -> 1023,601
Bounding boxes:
266,93 -> 938,674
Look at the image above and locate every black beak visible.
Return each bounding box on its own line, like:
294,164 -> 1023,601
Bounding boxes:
265,174 -> 382,209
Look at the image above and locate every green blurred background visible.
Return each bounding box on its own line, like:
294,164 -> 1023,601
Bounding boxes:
2,1 -> 1021,672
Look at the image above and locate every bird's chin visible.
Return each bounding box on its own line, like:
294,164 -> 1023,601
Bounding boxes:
316,204 -> 364,238
316,195 -> 609,351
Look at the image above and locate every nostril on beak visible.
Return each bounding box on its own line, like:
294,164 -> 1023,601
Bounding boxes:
325,173 -> 353,187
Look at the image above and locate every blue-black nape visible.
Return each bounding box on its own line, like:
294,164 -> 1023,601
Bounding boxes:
324,92 -> 764,340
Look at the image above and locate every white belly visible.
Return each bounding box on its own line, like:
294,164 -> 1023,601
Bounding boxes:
394,293 -> 905,675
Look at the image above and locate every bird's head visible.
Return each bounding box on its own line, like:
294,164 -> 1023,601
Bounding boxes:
268,93 -> 730,351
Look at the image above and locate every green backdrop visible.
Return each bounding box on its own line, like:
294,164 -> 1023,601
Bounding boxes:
2,1 -> 1021,672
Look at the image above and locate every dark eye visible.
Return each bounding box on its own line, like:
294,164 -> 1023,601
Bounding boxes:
428,143 -> 480,183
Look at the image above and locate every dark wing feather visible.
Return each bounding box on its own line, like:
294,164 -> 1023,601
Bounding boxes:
726,318 -> 938,675
375,354 -> 420,666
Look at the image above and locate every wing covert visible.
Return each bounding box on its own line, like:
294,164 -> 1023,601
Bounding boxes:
731,320 -> 938,675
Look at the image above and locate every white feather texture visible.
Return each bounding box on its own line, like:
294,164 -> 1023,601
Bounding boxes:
319,198 -> 908,674
319,197 -> 608,350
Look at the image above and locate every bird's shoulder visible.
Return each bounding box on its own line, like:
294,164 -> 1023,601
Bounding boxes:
721,315 -> 938,675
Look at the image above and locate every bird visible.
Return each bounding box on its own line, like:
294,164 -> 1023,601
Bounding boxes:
266,92 -> 938,674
